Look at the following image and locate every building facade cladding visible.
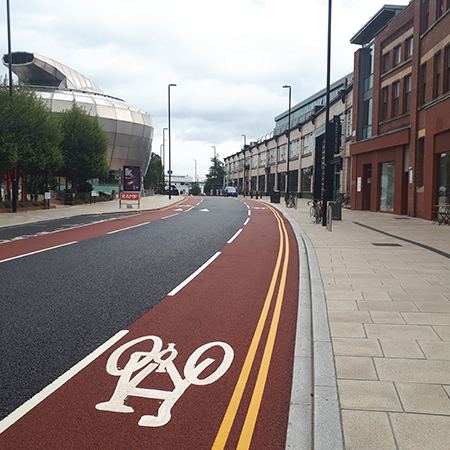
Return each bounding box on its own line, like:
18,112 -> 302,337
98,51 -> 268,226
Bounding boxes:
223,75 -> 354,200
350,1 -> 450,219
3,52 -> 154,173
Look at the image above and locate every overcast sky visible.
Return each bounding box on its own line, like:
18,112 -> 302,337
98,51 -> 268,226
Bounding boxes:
1,0 -> 408,179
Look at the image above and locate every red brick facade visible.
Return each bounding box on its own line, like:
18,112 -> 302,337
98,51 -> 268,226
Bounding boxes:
351,0 -> 450,219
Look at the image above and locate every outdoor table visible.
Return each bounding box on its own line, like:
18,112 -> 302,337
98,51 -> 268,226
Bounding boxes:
433,203 -> 450,225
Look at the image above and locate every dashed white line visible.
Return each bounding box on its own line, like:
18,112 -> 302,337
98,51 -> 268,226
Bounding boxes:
0,241 -> 77,264
228,229 -> 243,243
107,222 -> 150,234
168,252 -> 222,296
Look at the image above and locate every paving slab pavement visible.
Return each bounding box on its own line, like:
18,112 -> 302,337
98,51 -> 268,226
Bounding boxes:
270,197 -> 450,450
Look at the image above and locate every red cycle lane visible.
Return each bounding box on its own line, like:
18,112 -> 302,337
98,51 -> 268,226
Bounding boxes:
0,200 -> 299,450
0,197 -> 195,262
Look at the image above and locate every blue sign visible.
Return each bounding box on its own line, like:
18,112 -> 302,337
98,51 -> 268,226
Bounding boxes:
167,170 -> 173,175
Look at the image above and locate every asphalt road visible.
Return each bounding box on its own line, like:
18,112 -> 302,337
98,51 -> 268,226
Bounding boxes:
0,197 -> 249,421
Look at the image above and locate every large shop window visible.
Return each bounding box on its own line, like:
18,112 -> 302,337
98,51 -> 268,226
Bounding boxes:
380,162 -> 395,212
439,153 -> 450,204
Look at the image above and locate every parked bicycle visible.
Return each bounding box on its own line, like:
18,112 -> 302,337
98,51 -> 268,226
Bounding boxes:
307,199 -> 323,224
285,193 -> 297,209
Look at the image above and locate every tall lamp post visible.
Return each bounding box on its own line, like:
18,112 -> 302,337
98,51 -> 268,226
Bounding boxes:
162,127 -> 168,186
282,85 -> 292,202
322,0 -> 332,226
168,84 -> 176,200
193,159 -> 197,187
6,0 -> 17,212
242,135 -> 246,197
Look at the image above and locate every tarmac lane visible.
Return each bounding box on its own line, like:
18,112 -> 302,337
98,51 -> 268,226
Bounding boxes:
0,197 -> 195,262
0,199 -> 299,449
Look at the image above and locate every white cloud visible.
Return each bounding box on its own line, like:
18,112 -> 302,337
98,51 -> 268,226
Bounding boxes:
1,0 -> 409,179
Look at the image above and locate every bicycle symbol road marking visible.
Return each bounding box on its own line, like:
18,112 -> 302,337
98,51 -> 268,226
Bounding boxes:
96,335 -> 234,427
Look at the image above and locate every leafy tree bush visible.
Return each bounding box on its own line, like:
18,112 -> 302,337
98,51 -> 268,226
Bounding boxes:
57,103 -> 109,191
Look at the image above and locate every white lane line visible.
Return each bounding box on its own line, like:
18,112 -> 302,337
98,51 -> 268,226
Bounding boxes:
168,252 -> 221,297
0,330 -> 129,434
228,229 -> 242,244
161,214 -> 179,220
107,222 -> 150,234
243,218 -> 250,226
0,241 -> 77,264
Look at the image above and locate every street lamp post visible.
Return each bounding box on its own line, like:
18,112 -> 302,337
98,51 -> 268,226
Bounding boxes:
162,127 -> 168,186
282,85 -> 292,203
322,0 -> 333,226
193,159 -> 197,187
242,135 -> 246,197
168,84 -> 176,200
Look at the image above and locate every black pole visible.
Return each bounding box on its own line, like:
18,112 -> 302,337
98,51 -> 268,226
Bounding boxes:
168,84 -> 176,200
322,0 -> 332,226
283,85 -> 291,201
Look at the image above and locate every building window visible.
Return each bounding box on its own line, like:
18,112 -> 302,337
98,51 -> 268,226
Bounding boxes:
380,162 -> 395,212
445,46 -> 450,93
417,138 -> 425,188
278,144 -> 287,162
421,0 -> 429,33
392,81 -> 400,116
394,46 -> 401,66
438,153 -> 450,204
362,98 -> 373,139
269,148 -> 276,165
382,53 -> 390,72
251,154 -> 258,169
259,151 -> 266,167
302,133 -> 313,157
420,63 -> 427,105
404,75 -> 412,112
381,86 -> 389,120
434,52 -> 442,98
258,174 -> 265,192
290,139 -> 300,159
437,0 -> 444,18
405,37 -> 413,58
301,167 -> 313,192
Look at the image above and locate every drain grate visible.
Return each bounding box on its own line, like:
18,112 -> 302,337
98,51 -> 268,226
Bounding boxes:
372,243 -> 402,247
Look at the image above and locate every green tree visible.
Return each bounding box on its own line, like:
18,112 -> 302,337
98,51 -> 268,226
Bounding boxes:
144,152 -> 163,190
204,155 -> 225,195
58,103 -> 109,190
0,78 -> 63,207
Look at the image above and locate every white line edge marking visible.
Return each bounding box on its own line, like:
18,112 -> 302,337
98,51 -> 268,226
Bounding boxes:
0,330 -> 129,434
107,222 -> 150,234
161,214 -> 179,220
227,229 -> 242,244
168,251 -> 221,297
0,241 -> 77,263
243,218 -> 250,226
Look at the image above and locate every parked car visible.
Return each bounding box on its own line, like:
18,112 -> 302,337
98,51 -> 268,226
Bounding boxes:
224,186 -> 237,197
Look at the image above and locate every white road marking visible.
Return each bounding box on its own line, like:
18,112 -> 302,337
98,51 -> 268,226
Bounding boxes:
227,229 -> 242,243
167,252 -> 221,296
0,330 -> 129,434
107,222 -> 150,234
0,241 -> 77,263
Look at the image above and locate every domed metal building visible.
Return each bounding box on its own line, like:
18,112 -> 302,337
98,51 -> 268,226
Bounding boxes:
2,52 -> 154,174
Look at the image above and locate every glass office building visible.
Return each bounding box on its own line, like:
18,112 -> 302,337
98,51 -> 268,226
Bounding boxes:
3,52 -> 154,173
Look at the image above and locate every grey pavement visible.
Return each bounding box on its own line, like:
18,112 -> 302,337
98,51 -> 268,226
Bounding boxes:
2,195 -> 450,449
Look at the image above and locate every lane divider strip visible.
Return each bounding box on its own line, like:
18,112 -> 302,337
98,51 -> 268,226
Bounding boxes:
167,251 -> 222,297
0,241 -> 77,264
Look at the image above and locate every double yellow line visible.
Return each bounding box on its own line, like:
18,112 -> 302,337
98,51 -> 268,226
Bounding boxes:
212,205 -> 290,450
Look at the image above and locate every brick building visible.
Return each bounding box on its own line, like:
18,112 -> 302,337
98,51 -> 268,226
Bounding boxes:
350,0 -> 450,218
224,74 -> 353,201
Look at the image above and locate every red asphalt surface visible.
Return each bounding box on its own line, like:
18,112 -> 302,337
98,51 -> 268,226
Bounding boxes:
0,198 -> 299,450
